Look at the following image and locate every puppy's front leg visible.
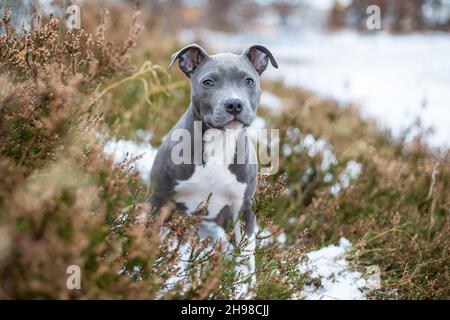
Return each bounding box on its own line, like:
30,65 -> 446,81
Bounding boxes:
198,220 -> 231,251
234,207 -> 257,298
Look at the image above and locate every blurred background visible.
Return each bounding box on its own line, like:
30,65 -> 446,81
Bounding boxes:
133,0 -> 450,147
4,0 -> 450,146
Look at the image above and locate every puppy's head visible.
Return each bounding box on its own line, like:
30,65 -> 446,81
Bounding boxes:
169,44 -> 278,130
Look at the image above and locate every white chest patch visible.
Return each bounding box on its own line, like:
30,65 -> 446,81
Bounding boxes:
173,129 -> 247,219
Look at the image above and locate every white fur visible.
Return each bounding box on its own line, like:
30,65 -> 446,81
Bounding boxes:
173,129 -> 247,219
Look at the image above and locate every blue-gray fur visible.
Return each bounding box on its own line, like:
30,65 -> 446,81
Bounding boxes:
149,43 -> 278,236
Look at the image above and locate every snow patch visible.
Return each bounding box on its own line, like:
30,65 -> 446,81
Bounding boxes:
102,130 -> 157,183
258,228 -> 287,247
260,91 -> 283,115
284,128 -> 363,194
259,232 -> 380,300
299,237 -> 381,300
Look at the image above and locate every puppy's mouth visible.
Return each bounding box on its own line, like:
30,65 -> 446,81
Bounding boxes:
224,119 -> 245,129
205,118 -> 251,130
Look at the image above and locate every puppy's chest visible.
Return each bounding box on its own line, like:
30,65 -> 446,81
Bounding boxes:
173,164 -> 247,217
173,129 -> 247,218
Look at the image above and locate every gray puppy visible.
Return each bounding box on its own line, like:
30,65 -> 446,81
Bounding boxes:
149,43 -> 277,288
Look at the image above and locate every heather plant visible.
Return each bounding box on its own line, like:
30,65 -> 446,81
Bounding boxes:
0,4 -> 166,298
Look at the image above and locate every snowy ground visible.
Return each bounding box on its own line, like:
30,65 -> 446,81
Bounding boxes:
260,229 -> 380,300
194,30 -> 450,148
299,238 -> 380,300
102,130 -> 157,184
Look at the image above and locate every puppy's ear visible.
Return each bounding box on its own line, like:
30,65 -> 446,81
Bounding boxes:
169,43 -> 209,78
242,45 -> 278,75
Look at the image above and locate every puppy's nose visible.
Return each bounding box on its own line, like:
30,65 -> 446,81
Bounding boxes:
224,99 -> 243,115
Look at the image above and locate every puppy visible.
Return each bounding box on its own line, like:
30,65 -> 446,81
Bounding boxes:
149,43 -> 278,294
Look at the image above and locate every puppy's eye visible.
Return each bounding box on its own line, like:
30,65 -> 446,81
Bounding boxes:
245,77 -> 254,86
203,79 -> 214,88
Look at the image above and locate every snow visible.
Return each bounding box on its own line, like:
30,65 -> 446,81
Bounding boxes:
260,91 -> 283,115
299,237 -> 380,300
330,160 -> 363,195
199,30 -> 450,148
259,231 -> 380,300
284,127 -> 363,194
157,233 -> 197,296
102,129 -> 157,183
258,228 -> 287,247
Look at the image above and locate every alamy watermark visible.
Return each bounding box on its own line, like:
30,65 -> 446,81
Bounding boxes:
170,121 -> 280,175
66,265 -> 81,290
61,4 -> 381,32
366,5 -> 382,30
66,4 -> 81,30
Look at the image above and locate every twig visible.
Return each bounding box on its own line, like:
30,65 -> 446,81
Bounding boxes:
426,162 -> 440,239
